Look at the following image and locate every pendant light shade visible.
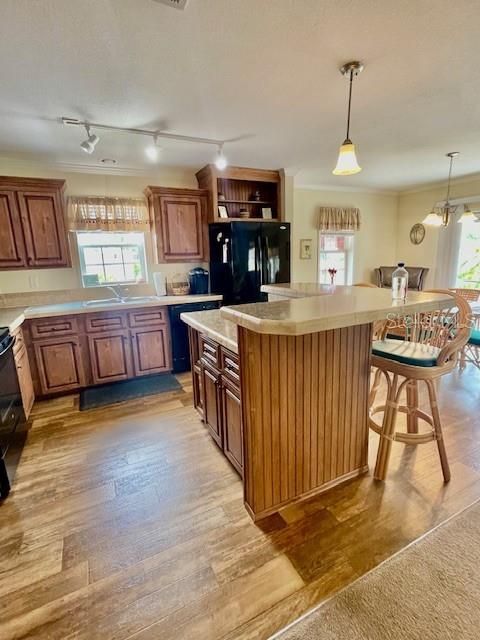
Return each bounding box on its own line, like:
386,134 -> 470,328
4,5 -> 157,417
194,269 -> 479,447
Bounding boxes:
422,210 -> 444,227
333,139 -> 361,175
332,61 -> 364,176
423,152 -> 459,227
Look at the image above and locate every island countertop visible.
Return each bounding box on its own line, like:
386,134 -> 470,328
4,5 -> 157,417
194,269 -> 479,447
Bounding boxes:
221,286 -> 451,336
261,282 -> 342,298
180,308 -> 238,353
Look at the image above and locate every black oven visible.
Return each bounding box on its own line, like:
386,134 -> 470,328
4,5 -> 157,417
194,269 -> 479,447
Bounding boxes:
0,328 -> 27,500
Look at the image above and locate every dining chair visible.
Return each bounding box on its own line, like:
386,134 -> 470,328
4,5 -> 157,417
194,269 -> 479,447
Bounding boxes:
368,289 -> 471,482
450,288 -> 480,370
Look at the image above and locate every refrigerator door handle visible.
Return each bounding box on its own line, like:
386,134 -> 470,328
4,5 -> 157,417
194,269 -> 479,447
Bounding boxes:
256,234 -> 263,286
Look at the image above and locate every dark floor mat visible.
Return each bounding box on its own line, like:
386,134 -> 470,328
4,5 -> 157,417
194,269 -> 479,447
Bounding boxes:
79,374 -> 181,410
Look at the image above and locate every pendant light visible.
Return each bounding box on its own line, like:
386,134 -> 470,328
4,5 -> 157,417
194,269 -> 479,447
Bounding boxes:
423,152 -> 459,227
458,205 -> 474,224
332,61 -> 364,176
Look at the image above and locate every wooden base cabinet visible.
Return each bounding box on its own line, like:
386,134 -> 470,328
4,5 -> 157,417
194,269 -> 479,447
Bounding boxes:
131,327 -> 170,376
34,337 -> 85,395
12,328 -> 35,419
196,337 -> 243,477
201,362 -> 223,448
26,306 -> 172,397
221,377 -> 243,475
88,331 -> 133,384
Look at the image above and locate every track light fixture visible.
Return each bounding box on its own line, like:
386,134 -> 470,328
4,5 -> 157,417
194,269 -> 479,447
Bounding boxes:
80,125 -> 100,154
145,135 -> 160,161
214,144 -> 227,170
62,117 -> 230,168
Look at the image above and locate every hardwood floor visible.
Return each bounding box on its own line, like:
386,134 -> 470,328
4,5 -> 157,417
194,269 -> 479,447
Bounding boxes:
1,365 -> 480,640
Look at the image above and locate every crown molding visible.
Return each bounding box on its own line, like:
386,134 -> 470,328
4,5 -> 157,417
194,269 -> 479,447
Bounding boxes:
400,171 -> 480,196
0,154 -> 197,177
294,182 -> 398,196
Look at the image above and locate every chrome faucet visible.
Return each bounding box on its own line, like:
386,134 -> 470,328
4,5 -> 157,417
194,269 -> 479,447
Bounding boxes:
105,285 -> 125,302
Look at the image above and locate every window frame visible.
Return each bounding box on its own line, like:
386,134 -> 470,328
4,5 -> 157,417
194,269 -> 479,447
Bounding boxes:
76,231 -> 148,288
318,232 -> 355,285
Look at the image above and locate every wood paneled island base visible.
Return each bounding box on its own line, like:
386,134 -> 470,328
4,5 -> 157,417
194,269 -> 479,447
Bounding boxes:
239,323 -> 372,520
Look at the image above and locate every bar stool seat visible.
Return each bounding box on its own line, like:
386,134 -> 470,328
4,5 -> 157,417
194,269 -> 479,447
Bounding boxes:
372,339 -> 440,367
470,329 -> 480,346
369,290 -> 471,483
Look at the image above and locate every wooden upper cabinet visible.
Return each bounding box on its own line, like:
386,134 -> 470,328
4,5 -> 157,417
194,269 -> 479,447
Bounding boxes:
0,191 -> 27,268
144,186 -> 208,263
0,177 -> 70,270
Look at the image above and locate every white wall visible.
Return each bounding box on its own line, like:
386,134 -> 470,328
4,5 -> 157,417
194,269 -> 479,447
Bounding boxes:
396,176 -> 480,287
291,188 -> 398,283
0,159 -> 202,294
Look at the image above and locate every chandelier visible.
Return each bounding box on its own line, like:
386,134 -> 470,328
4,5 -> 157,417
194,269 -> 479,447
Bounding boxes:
423,152 -> 475,227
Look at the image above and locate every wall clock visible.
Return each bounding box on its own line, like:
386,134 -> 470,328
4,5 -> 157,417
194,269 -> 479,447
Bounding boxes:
410,223 -> 426,245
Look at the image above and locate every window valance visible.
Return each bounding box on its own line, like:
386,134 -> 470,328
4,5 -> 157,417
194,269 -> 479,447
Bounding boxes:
318,206 -> 361,232
68,196 -> 150,231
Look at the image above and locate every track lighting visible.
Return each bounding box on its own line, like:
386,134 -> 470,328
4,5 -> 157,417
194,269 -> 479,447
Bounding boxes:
80,125 -> 99,154
62,118 -> 236,166
215,144 -> 227,170
145,135 -> 160,161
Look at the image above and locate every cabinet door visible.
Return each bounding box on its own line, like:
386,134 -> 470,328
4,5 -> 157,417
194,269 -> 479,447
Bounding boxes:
221,378 -> 243,476
88,331 -> 133,384
17,189 -> 70,267
0,190 -> 27,269
157,194 -> 207,262
15,345 -> 35,419
193,363 -> 203,417
130,326 -> 171,376
34,337 -> 85,395
201,362 -> 222,447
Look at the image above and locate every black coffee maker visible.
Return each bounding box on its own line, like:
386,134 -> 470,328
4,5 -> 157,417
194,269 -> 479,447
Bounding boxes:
188,267 -> 209,294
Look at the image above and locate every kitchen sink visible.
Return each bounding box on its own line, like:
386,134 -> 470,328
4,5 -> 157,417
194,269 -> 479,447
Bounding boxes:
82,296 -> 160,308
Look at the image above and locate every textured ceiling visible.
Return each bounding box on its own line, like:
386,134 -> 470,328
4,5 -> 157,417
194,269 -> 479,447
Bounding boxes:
0,0 -> 479,190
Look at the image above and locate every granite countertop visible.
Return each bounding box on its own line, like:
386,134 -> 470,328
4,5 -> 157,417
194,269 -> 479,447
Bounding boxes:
0,308 -> 26,332
0,294 -> 222,330
221,287 -> 452,336
261,283 -> 344,298
180,309 -> 238,354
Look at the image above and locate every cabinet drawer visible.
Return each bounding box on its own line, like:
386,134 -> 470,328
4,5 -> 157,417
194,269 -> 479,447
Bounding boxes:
30,316 -> 78,339
200,335 -> 220,368
128,308 -> 166,328
86,311 -> 127,333
221,348 -> 240,387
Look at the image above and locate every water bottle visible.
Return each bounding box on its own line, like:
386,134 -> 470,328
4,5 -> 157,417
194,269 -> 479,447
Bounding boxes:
392,263 -> 408,301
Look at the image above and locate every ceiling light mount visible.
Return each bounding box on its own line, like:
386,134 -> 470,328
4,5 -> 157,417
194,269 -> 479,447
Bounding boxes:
333,60 -> 364,176
339,61 -> 364,78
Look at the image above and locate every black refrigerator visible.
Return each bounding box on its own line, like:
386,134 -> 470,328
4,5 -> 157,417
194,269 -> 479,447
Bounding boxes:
209,222 -> 291,305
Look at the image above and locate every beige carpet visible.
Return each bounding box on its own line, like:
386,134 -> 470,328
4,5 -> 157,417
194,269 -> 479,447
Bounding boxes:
273,500 -> 480,640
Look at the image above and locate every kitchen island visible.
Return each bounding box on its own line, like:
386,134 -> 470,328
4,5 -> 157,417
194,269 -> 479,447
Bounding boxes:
182,286 -> 451,521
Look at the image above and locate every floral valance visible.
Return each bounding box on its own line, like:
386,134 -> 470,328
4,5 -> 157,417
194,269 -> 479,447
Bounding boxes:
68,196 -> 150,231
318,206 -> 361,232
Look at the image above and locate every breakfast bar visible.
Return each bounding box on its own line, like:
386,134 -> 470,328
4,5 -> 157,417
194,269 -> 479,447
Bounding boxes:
182,287 -> 451,521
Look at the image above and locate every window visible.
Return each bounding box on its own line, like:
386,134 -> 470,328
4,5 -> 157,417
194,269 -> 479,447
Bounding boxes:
318,233 -> 354,285
76,232 -> 148,287
456,218 -> 480,289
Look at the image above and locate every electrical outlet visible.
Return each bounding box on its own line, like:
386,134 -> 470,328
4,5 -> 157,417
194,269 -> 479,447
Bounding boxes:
152,0 -> 188,10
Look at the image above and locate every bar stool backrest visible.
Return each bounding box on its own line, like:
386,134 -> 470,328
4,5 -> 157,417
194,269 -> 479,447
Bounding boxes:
379,289 -> 471,367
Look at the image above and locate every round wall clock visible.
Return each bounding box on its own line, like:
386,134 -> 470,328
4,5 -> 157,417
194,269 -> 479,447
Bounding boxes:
410,223 -> 426,245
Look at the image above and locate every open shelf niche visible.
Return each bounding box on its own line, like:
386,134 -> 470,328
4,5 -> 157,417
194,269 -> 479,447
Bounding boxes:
196,165 -> 285,223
